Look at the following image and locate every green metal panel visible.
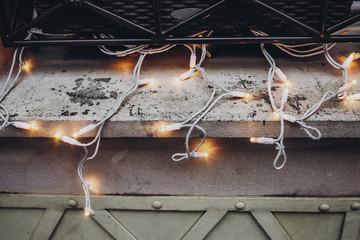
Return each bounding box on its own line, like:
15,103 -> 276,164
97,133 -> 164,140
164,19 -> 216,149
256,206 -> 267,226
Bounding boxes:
0,195 -> 359,240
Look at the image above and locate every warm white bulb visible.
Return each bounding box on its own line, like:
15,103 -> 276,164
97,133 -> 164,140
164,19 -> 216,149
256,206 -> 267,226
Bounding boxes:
160,123 -> 182,132
138,78 -> 154,86
193,152 -> 208,158
177,69 -> 197,81
55,132 -> 63,139
342,53 -> 356,69
30,122 -> 38,131
250,137 -> 275,145
22,61 -> 31,72
84,207 -> 93,217
275,68 -> 287,82
346,93 -> 360,101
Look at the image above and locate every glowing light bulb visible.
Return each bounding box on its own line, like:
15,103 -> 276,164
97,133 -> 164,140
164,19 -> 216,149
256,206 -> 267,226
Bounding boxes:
84,207 -> 93,217
30,122 -> 38,131
55,132 -> 63,139
272,111 -> 280,120
160,123 -> 182,132
244,93 -> 252,101
250,137 -> 275,145
250,137 -> 257,143
230,91 -> 251,100
275,68 -> 287,82
176,69 -> 197,83
346,93 -> 360,101
55,132 -> 81,145
76,124 -> 97,136
87,182 -> 94,191
138,78 -> 155,86
160,125 -> 166,132
342,52 -> 356,69
12,122 -> 38,131
193,152 -> 208,158
272,112 -> 297,123
284,80 -> 291,88
21,61 -> 31,73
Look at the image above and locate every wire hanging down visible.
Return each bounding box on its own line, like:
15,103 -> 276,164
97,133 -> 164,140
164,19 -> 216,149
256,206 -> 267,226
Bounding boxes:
1,27 -> 359,216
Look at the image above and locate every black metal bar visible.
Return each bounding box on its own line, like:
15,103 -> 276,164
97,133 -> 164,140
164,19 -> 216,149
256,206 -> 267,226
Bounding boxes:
9,0 -> 21,32
328,35 -> 360,42
0,0 -> 10,36
251,0 -> 319,36
327,13 -> 360,34
319,0 -> 329,36
82,1 -> 156,37
10,36 -> 323,47
9,1 -> 65,40
152,0 -> 162,36
162,0 -> 231,36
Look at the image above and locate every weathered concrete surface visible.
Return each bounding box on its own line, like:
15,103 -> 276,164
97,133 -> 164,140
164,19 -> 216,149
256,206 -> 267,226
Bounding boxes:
0,138 -> 359,196
1,44 -> 360,137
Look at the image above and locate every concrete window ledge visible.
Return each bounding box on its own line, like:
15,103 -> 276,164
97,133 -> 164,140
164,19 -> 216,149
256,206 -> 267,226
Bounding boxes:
0,44 -> 360,138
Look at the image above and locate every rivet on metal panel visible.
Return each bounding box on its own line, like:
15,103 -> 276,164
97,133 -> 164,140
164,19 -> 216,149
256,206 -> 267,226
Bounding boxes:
351,202 -> 360,210
67,199 -> 78,208
152,201 -> 162,209
235,202 -> 246,210
319,203 -> 330,212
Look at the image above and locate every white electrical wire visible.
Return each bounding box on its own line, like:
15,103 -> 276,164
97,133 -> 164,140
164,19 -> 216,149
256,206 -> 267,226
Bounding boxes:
254,28 -> 358,141
258,43 -> 288,169
58,53 -> 148,216
171,44 -> 250,161
0,33 -> 32,130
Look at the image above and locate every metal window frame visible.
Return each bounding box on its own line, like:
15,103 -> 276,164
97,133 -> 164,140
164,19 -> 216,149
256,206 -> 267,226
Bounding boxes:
0,0 -> 360,47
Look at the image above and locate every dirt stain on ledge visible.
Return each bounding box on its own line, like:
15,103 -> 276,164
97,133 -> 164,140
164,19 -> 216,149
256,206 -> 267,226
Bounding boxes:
66,77 -> 117,106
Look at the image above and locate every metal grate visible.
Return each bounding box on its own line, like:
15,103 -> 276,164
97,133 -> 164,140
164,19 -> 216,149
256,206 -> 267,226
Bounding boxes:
0,0 -> 359,46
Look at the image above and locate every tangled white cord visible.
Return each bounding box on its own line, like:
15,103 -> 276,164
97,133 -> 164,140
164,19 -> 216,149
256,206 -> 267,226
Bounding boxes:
0,34 -> 36,131
168,44 -> 250,161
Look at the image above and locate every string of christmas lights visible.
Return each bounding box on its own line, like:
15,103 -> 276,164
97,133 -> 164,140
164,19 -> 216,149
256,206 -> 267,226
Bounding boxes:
1,28 -> 359,216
